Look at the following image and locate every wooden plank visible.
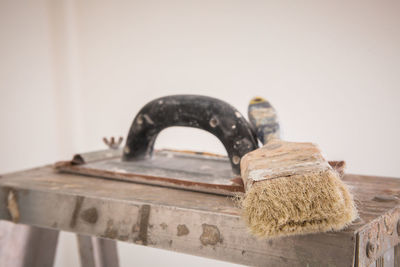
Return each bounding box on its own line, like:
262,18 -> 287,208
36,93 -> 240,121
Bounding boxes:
0,220 -> 59,267
2,165 -> 400,266
0,166 -> 358,266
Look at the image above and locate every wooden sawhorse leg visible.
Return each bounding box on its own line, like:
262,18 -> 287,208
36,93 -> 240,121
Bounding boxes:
0,220 -> 59,267
77,234 -> 120,267
0,220 -> 119,267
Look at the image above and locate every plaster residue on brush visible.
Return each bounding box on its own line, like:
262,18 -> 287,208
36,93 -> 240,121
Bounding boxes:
241,140 -> 332,188
240,139 -> 358,238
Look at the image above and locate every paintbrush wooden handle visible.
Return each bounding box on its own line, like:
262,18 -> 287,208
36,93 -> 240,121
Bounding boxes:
248,97 -> 280,144
244,97 -> 346,189
247,97 -> 346,177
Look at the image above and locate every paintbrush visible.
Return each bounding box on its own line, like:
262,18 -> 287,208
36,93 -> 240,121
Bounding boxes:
239,97 -> 357,238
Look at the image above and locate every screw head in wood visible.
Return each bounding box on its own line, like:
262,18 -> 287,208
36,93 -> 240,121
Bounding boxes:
366,241 -> 376,258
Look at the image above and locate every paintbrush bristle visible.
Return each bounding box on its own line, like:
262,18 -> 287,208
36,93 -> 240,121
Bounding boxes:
239,169 -> 357,238
239,139 -> 358,238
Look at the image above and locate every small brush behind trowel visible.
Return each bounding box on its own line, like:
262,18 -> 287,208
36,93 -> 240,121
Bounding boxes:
239,97 -> 357,238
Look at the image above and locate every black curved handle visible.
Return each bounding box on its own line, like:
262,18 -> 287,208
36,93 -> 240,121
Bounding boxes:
122,95 -> 259,174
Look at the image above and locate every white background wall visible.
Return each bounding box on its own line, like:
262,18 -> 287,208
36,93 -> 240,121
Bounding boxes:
0,0 -> 399,266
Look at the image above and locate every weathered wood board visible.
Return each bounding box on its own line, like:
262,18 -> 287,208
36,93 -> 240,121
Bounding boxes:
1,151 -> 400,266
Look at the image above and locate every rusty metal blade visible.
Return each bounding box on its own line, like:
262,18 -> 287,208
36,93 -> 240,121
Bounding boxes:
55,149 -> 244,196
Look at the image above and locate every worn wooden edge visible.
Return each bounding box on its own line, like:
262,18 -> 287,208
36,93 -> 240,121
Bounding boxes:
355,206 -> 400,266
